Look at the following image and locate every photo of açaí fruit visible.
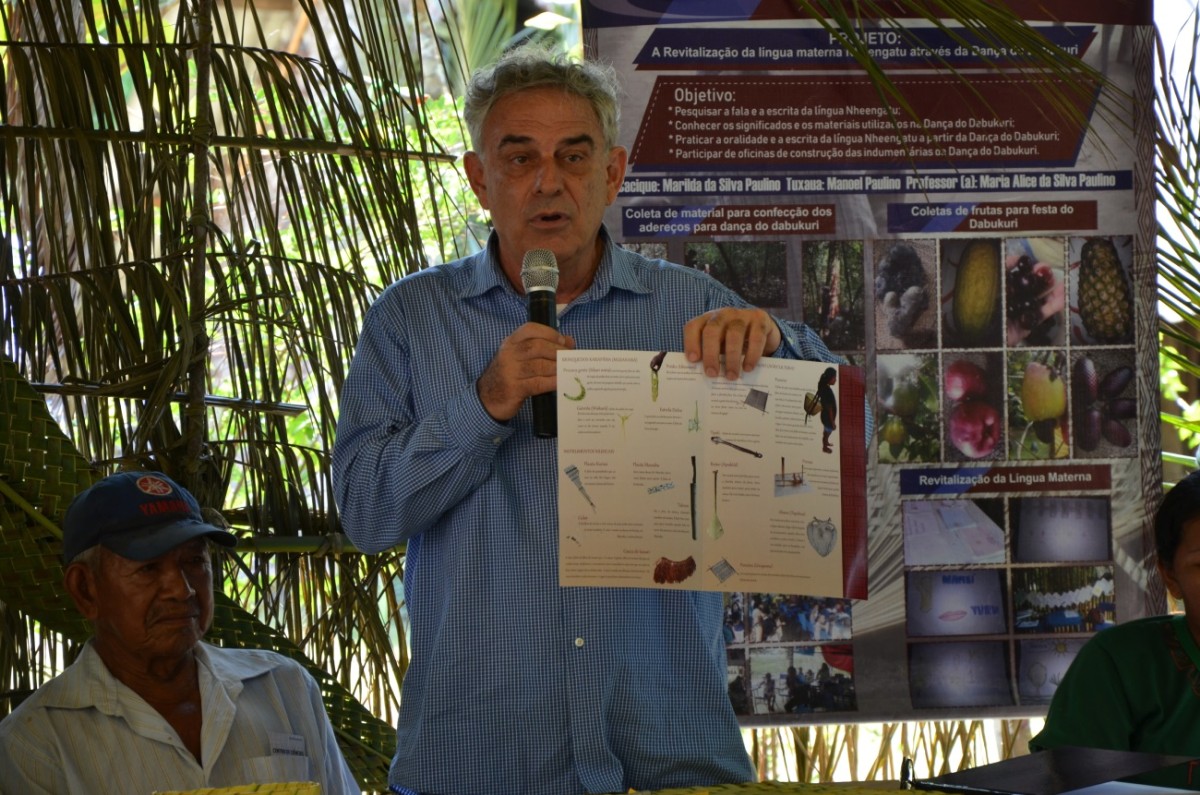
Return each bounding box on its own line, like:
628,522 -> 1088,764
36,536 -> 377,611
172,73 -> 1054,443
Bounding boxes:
1007,350 -> 1070,461
873,239 -> 937,351
876,352 -> 941,464
941,238 -> 1004,349
1004,237 -> 1067,347
943,353 -> 1005,462
1070,350 -> 1138,458
1068,235 -> 1135,345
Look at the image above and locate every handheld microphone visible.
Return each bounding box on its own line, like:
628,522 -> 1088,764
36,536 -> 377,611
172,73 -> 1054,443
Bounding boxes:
520,249 -> 559,438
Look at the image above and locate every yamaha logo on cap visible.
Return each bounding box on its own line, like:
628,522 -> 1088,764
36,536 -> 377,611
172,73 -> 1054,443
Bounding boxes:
134,474 -> 195,520
136,475 -> 174,496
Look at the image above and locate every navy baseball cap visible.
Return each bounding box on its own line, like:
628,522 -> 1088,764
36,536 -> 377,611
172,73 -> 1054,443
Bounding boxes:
63,471 -> 237,563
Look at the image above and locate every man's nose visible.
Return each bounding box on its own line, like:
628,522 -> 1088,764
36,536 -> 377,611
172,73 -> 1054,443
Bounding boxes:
534,161 -> 564,194
161,564 -> 197,597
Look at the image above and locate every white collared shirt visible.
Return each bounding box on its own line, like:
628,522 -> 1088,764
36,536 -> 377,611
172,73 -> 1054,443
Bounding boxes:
0,640 -> 360,794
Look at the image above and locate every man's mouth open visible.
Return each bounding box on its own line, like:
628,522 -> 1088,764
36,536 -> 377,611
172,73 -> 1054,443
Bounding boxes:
532,211 -> 568,226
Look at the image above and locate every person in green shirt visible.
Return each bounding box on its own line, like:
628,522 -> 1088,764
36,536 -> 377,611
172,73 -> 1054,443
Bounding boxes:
1030,468 -> 1200,789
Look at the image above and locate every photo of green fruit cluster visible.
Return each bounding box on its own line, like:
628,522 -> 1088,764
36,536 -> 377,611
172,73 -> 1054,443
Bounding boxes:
1007,351 -> 1070,460
876,353 -> 941,464
943,353 -> 1005,461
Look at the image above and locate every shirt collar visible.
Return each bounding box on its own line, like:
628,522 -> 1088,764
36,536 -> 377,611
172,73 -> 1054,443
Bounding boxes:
461,234 -> 516,300
589,227 -> 653,299
461,227 -> 652,302
38,639 -> 282,714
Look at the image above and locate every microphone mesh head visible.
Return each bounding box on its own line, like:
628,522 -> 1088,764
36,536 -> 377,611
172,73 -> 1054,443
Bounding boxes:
520,249 -> 559,292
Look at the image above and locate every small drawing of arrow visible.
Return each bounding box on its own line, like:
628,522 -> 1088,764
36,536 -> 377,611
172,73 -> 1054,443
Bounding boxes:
710,435 -> 763,458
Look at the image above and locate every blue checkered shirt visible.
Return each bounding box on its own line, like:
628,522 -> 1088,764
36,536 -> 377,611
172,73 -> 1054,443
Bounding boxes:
332,230 -> 843,795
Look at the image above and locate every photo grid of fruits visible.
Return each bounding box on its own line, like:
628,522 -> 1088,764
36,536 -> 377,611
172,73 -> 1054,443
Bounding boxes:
875,235 -> 1136,466
872,233 -> 1136,710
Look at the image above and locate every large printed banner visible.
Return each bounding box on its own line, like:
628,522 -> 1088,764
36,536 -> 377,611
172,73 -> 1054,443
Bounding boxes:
583,0 -> 1158,725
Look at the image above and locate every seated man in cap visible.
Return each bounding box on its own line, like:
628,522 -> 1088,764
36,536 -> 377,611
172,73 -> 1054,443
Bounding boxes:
0,471 -> 360,795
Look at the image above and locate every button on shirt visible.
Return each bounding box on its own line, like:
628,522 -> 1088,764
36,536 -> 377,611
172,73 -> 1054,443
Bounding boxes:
0,641 -> 360,795
332,230 -> 844,795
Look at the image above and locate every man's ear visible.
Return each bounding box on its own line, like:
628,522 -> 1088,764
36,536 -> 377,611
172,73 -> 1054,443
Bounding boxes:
64,561 -> 101,620
605,146 -> 628,205
463,151 -> 489,209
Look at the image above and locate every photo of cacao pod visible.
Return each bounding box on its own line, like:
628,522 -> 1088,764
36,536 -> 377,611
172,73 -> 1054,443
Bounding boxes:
942,238 -> 1003,348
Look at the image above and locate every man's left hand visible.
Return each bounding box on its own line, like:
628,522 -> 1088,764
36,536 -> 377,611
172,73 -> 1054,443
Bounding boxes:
683,308 -> 782,380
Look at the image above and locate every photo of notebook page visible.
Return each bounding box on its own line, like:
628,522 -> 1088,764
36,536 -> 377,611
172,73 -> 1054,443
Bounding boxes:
905,569 -> 1007,637
902,499 -> 1005,566
1014,496 -> 1111,563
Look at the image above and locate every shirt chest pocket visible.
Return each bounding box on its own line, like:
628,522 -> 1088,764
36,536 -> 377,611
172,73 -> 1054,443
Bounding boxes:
241,751 -> 311,783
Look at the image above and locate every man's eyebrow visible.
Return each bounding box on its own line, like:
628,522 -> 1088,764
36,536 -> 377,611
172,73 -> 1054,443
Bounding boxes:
559,134 -> 596,149
496,133 -> 596,149
497,134 -> 534,148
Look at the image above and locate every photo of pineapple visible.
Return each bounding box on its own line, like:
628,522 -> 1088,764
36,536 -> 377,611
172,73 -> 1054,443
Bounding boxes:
1069,236 -> 1135,345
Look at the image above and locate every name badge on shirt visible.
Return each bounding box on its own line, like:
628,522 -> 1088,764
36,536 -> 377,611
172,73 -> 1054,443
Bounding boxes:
269,731 -> 307,759
243,732 -> 310,782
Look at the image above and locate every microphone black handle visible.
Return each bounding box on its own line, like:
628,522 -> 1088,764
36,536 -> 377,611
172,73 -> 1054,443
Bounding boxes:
528,288 -> 557,438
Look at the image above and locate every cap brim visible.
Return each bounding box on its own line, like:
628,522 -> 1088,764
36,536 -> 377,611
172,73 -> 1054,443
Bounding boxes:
102,520 -> 238,562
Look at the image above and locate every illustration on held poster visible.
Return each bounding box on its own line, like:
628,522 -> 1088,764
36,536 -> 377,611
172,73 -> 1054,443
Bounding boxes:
556,350 -> 866,598
583,0 -> 1155,725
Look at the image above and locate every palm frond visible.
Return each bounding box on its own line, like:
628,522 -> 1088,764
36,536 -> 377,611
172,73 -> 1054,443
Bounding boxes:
1156,6 -> 1200,470
786,0 -> 1121,154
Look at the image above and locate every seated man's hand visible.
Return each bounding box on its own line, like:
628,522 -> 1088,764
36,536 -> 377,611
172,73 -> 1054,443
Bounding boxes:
684,307 -> 781,380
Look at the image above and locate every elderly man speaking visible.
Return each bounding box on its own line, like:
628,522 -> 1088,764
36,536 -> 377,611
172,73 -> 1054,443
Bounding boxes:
0,471 -> 359,794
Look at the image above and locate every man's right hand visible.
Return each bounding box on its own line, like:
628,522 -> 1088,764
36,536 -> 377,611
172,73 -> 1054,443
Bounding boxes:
477,323 -> 576,422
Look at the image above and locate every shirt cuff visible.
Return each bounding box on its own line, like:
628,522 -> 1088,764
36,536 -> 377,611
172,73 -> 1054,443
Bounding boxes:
443,382 -> 517,458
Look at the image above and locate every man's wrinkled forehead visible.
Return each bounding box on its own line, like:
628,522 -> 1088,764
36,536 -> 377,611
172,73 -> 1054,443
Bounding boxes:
99,535 -> 212,569
481,87 -> 603,141
496,132 -> 597,151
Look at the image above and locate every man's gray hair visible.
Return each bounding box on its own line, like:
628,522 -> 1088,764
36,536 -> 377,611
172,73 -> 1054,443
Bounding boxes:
68,544 -> 101,568
463,46 -> 622,152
